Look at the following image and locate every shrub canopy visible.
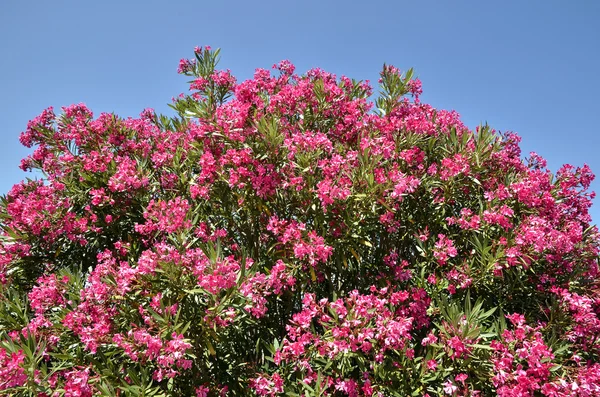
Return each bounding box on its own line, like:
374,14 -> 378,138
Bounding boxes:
1,46 -> 599,396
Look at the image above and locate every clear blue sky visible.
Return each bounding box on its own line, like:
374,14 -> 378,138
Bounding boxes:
1,1 -> 599,222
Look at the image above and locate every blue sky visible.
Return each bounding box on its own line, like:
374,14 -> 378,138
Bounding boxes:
1,0 -> 599,222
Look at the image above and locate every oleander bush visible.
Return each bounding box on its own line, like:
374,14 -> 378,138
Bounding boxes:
1,46 -> 599,396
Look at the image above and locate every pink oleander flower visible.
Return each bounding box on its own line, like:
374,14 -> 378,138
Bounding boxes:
2,45 -> 599,396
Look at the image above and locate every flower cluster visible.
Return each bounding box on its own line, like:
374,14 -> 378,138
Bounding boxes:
0,46 -> 598,395
0,348 -> 27,391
